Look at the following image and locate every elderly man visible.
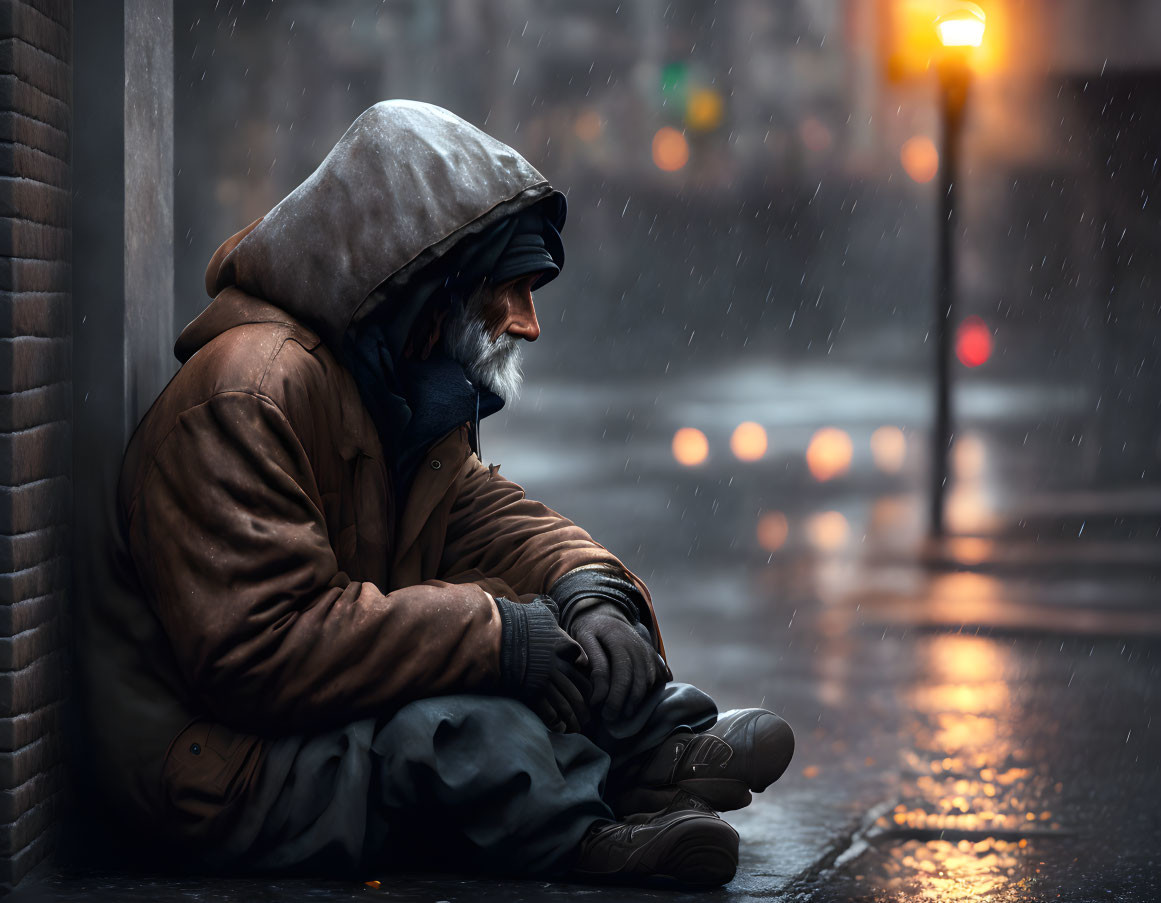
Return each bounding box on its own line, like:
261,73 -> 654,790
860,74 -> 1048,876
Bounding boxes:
82,101 -> 793,888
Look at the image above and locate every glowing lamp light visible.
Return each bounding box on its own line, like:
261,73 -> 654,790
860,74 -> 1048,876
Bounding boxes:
948,536 -> 994,566
672,427 -> 708,466
799,117 -> 833,153
685,88 -> 724,132
730,421 -> 768,461
652,127 -> 689,172
935,5 -> 986,48
870,426 -> 907,474
806,427 -> 853,482
952,432 -> 987,480
573,109 -> 603,142
901,136 -> 939,183
955,316 -> 993,367
756,511 -> 789,552
806,511 -> 850,552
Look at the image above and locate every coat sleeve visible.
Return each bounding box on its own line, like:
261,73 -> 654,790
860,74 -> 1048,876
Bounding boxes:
438,454 -> 665,655
126,389 -> 503,734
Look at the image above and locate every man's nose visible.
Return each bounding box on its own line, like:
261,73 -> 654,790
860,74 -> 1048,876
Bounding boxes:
505,286 -> 540,342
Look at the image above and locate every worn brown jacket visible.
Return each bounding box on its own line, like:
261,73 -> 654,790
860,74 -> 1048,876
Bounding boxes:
82,101 -> 664,849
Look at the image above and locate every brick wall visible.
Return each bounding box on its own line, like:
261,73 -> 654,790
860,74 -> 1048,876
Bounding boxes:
0,0 -> 70,889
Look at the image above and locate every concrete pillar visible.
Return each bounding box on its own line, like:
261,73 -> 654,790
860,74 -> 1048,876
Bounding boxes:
67,0 -> 173,877
74,0 -> 174,450
123,0 -> 176,437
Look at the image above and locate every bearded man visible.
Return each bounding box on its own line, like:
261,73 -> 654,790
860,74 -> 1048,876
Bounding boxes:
81,101 -> 794,888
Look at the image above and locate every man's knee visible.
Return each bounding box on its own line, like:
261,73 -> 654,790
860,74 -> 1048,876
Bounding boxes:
373,694 -> 548,757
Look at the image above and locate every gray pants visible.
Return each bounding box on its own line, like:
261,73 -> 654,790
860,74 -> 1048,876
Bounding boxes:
211,682 -> 717,878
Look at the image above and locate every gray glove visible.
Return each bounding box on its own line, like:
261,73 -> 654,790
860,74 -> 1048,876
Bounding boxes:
495,595 -> 591,732
567,600 -> 666,722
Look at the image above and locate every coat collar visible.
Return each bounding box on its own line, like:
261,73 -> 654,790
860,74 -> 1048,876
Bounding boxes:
174,287 -> 322,364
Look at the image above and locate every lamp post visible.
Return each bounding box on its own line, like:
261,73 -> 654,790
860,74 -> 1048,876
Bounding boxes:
929,4 -> 985,539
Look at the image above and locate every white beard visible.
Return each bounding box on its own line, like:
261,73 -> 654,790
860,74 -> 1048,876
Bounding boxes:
439,284 -> 524,404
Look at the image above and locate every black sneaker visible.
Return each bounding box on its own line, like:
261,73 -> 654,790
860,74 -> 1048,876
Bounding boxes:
636,708 -> 795,811
571,807 -> 739,888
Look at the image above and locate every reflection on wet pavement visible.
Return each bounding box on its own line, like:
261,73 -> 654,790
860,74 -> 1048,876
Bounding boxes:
852,634 -> 1064,898
860,837 -> 1031,902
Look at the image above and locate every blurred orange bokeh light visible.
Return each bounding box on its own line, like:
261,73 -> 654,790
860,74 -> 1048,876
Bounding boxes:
574,109 -> 603,142
672,427 -> 708,466
757,511 -> 789,552
652,127 -> 689,171
685,88 -> 724,132
901,136 -> 939,183
730,421 -> 768,461
952,432 -> 987,480
800,117 -> 833,153
806,427 -> 853,481
871,426 -> 907,473
806,511 -> 849,552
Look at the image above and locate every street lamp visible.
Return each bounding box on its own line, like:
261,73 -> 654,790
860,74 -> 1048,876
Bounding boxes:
929,3 -> 985,539
935,6 -> 986,48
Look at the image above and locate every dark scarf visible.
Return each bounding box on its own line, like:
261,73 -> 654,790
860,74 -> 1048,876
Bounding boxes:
393,349 -> 504,488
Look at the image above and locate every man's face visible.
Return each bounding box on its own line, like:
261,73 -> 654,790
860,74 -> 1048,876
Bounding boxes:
479,274 -> 541,343
439,272 -> 545,403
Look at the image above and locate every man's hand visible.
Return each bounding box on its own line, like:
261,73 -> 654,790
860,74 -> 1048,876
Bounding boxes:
567,601 -> 666,722
525,633 -> 592,733
494,596 -> 592,732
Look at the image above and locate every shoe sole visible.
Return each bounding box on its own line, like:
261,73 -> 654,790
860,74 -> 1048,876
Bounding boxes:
574,813 -> 739,889
647,816 -> 739,888
677,777 -> 753,811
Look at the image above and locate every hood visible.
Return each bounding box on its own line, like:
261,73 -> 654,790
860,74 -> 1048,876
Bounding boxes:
196,100 -> 562,357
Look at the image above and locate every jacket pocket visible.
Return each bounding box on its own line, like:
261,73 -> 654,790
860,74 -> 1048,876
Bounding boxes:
161,718 -> 263,841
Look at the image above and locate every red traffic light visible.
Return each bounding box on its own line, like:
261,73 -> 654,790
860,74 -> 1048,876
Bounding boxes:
955,316 -> 993,368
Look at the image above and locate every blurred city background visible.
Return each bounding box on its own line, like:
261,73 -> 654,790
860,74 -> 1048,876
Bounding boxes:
57,1 -> 1161,900
177,1 -> 1161,560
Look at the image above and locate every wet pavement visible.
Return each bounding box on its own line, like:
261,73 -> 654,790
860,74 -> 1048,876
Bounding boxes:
17,363 -> 1161,901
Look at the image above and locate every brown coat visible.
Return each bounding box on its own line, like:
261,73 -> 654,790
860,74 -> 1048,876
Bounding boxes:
83,102 -> 665,849
101,286 -> 661,845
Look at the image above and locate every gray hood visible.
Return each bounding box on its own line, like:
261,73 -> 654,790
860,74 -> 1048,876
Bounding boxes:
203,100 -> 561,353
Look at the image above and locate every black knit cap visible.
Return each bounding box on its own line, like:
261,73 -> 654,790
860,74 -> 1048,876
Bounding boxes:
488,192 -> 566,289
